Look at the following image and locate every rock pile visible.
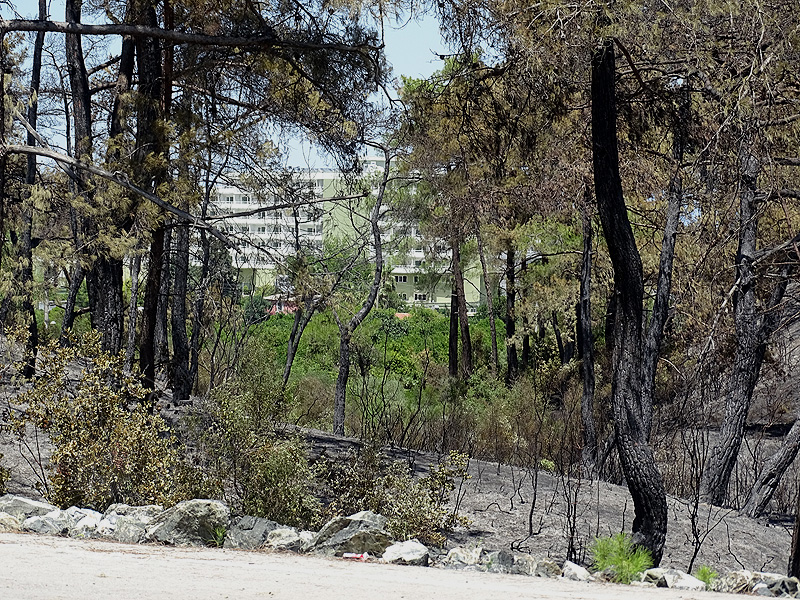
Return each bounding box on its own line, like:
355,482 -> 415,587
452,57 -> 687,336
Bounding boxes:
2,493 -> 799,597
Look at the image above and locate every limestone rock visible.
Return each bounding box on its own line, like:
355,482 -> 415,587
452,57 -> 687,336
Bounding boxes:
655,569 -> 705,591
445,546 -> 484,567
713,570 -> 755,594
97,504 -> 164,544
511,554 -> 538,576
266,528 -> 305,552
0,495 -> 58,521
64,506 -> 103,538
0,511 -> 21,532
224,515 -> 280,550
534,557 -> 562,578
482,550 -> 515,574
381,540 -> 430,566
769,576 -> 799,597
23,509 -> 71,535
144,499 -> 230,546
752,582 -> 773,597
308,511 -> 393,557
562,561 -> 592,582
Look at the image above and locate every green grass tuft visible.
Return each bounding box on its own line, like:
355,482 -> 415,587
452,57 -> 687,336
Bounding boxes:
590,533 -> 653,584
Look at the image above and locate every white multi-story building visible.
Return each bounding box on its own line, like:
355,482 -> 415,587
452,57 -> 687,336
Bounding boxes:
210,158 -> 484,310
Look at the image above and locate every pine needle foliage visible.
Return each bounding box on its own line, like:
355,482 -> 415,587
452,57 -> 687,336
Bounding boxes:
590,533 -> 653,584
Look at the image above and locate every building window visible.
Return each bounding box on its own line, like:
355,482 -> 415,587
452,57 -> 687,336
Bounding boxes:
400,293 -> 407,300
225,196 -> 234,203
414,260 -> 422,267
414,293 -> 427,301
394,275 -> 407,283
257,226 -> 266,234
413,276 -> 420,284
241,195 -> 250,203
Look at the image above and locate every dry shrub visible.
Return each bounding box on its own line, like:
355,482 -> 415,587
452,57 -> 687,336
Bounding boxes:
12,332 -> 192,511
318,446 -> 470,546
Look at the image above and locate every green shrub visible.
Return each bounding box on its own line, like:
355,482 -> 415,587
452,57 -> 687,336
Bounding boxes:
590,533 -> 653,584
189,380 -> 321,529
694,565 -> 718,590
12,332 -> 190,511
319,446 -> 470,546
0,453 -> 8,495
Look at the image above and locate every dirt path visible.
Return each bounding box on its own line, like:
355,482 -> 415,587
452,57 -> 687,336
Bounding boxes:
0,532 -> 743,600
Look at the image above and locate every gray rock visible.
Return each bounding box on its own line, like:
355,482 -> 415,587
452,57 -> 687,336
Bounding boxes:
0,495 -> 58,521
224,515 -> 280,550
64,506 -> 103,538
713,570 -> 755,594
382,540 -> 430,566
654,569 -> 706,591
511,554 -> 538,576
769,576 -> 799,597
266,528 -> 305,552
562,561 -> 592,582
0,511 -> 21,532
308,511 -> 393,557
445,546 -> 484,566
753,582 -> 774,597
144,499 -> 230,546
482,550 -> 515,574
534,557 -> 562,578
22,509 -> 71,535
97,504 -> 164,543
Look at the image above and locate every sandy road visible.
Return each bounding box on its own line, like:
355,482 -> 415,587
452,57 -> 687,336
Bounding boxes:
0,532 -> 744,600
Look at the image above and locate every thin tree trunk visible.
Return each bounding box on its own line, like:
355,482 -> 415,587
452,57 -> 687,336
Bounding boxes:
700,145 -> 790,506
282,296 -> 317,387
577,200 -> 597,473
641,83 -> 686,440
59,264 -> 84,343
592,37 -> 667,564
475,221 -> 498,376
332,152 -> 388,436
448,284 -> 459,378
155,226 -> 171,375
171,217 -> 192,401
505,244 -> 519,384
452,238 -> 473,379
743,414 -> 800,517
140,226 -> 164,390
17,0 -> 46,377
124,252 -> 141,372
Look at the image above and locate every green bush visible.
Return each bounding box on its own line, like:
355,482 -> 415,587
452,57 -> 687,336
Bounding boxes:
13,332 -> 190,511
0,453 -> 8,495
189,379 -> 320,529
319,446 -> 470,546
694,565 -> 718,590
590,533 -> 653,584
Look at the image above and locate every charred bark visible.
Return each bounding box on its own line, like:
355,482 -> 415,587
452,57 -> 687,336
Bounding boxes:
577,200 -> 597,472
592,37 -> 667,564
700,147 -> 791,506
505,244 -> 519,384
452,238 -> 473,379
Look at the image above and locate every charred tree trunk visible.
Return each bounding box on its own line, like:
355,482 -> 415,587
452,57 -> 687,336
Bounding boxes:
743,407 -> 800,517
505,244 -> 519,384
475,221 -> 499,376
171,217 -> 192,401
577,200 -> 597,473
332,160 -> 387,436
154,226 -> 171,375
452,238 -> 473,379
700,145 -> 790,506
135,0 -> 166,391
592,37 -> 667,564
17,0 -> 46,377
140,226 -> 164,390
124,252 -> 141,372
448,283 -> 459,378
